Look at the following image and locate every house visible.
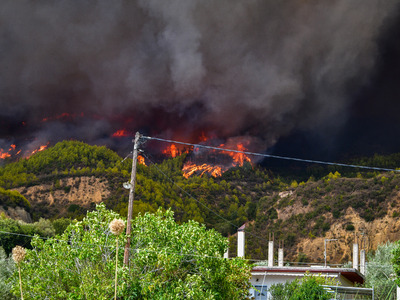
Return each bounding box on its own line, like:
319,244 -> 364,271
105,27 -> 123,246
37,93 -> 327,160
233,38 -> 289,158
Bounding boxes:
249,266 -> 369,299
233,225 -> 375,299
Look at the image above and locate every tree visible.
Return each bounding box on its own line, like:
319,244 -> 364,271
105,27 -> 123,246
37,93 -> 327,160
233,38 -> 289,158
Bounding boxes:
366,241 -> 397,299
11,203 -> 251,299
0,246 -> 15,299
269,274 -> 332,300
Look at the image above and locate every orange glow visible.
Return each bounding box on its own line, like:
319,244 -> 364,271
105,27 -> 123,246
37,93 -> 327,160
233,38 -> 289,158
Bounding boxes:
41,112 -> 84,123
221,143 -> 252,166
0,149 -> 11,159
182,163 -> 222,179
163,144 -> 185,158
28,143 -> 49,158
198,132 -> 208,142
181,138 -> 253,178
138,155 -> 146,166
112,129 -> 129,137
0,144 -> 19,159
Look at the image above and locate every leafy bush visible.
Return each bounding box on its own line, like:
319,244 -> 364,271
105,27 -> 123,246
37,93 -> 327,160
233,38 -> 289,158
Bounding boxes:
269,274 -> 332,300
367,242 -> 397,299
0,216 -> 55,254
0,188 -> 30,210
10,203 -> 251,299
0,247 -> 15,299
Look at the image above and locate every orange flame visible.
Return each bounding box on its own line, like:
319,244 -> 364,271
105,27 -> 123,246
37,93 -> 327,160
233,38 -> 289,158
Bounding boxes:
138,155 -> 146,166
182,163 -> 222,179
112,129 -> 130,137
163,144 -> 187,158
181,139 -> 253,178
28,143 -> 49,158
0,149 -> 11,159
0,144 -> 19,159
221,143 -> 252,166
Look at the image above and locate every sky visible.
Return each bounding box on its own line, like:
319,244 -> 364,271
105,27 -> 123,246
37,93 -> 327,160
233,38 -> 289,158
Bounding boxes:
1,0 -> 400,160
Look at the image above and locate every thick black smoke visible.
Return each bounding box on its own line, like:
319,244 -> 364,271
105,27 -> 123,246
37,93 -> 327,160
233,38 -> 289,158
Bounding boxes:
1,1 -> 399,158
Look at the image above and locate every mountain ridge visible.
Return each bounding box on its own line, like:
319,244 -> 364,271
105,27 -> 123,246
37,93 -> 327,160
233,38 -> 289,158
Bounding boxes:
1,140 -> 400,264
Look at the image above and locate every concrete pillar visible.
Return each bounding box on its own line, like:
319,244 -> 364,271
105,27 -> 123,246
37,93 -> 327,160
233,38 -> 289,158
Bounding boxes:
278,248 -> 284,267
353,243 -> 359,270
237,225 -> 245,258
360,249 -> 366,275
268,241 -> 274,267
396,286 -> 400,300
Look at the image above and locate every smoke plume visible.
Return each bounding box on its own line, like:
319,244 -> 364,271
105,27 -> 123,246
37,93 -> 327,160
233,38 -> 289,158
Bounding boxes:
0,0 -> 399,156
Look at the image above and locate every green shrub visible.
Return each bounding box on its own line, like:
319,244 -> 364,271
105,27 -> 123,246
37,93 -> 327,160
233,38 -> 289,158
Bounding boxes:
10,203 -> 252,299
269,274 -> 332,300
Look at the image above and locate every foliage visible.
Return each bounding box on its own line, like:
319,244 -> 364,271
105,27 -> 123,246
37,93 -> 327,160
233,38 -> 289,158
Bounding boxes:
0,216 -> 55,254
269,274 -> 333,300
366,241 -> 397,299
0,187 -> 30,210
2,140 -> 400,262
390,241 -> 400,296
0,247 -> 16,300
52,217 -> 72,235
0,140 -> 130,188
10,203 -> 251,299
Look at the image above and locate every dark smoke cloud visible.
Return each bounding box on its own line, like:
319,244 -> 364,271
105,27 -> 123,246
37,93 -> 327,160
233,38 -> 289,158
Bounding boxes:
0,0 -> 399,156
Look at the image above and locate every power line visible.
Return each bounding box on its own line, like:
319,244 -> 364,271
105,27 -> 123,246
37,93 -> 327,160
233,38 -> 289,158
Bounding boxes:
2,230 -> 396,268
0,230 -> 258,262
142,135 -> 400,173
141,151 -> 271,245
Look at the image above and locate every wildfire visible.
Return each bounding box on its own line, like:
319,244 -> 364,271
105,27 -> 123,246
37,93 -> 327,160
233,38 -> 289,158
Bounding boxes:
182,163 -> 222,179
221,143 -> 252,166
0,150 -> 11,159
180,138 -> 253,178
28,143 -> 49,158
112,129 -> 130,138
162,144 -> 190,158
138,155 -> 146,166
0,144 -> 18,159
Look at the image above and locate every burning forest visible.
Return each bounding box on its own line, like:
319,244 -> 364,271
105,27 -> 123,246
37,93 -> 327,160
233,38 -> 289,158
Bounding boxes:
0,1 -> 400,165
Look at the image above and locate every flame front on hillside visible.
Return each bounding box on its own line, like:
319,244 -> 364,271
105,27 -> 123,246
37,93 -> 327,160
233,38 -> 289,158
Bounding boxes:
182,163 -> 222,178
161,136 -> 254,178
162,144 -> 190,158
0,144 -> 20,159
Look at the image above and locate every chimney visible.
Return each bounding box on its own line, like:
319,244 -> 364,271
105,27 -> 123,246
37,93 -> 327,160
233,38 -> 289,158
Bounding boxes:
237,224 -> 245,258
268,233 -> 274,267
353,243 -> 359,270
278,248 -> 284,267
360,249 -> 366,275
268,241 -> 274,267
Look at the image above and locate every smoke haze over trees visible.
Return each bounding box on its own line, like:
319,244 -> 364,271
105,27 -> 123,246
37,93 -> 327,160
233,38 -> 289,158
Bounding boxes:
1,1 -> 400,159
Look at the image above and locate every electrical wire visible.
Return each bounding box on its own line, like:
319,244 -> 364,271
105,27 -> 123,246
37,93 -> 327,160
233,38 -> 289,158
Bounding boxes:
0,230 -> 260,262
2,231 -> 396,269
142,135 -> 400,173
141,151 -> 271,245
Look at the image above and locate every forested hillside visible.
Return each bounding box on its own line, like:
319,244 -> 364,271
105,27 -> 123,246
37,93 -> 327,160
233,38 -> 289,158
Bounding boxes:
1,140 -> 400,263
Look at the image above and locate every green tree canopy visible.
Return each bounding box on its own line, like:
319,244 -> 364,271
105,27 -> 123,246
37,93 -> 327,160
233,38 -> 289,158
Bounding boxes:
269,274 -> 332,300
366,241 -> 397,299
11,203 -> 251,299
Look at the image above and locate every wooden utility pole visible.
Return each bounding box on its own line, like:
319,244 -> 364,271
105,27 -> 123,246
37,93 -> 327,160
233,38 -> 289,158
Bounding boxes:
124,132 -> 141,266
